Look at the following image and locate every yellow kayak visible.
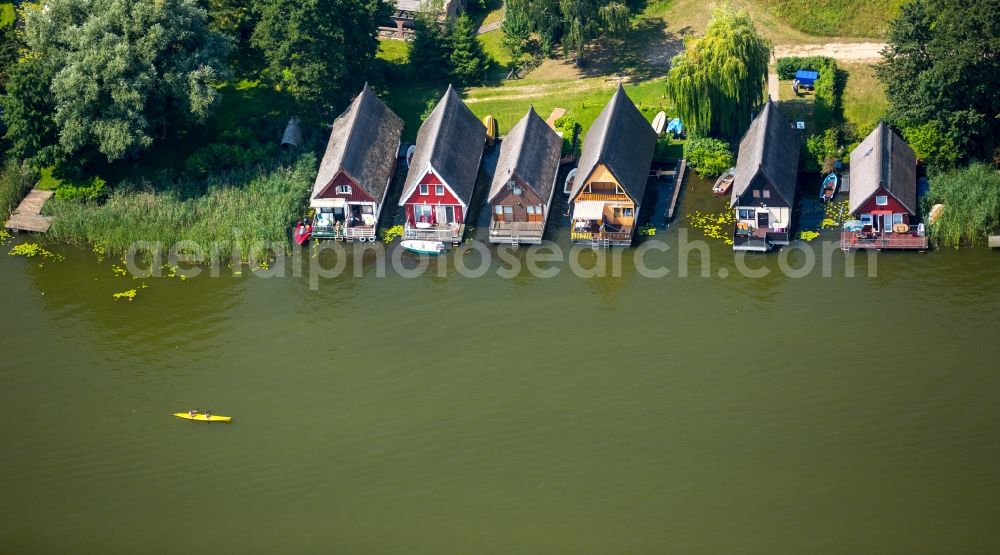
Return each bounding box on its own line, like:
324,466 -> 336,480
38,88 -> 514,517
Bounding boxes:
174,412 -> 232,423
483,115 -> 498,145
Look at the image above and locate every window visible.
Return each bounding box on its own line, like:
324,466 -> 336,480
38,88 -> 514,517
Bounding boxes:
446,206 -> 457,223
414,205 -> 433,222
860,214 -> 873,226
435,185 -> 444,196
360,205 -> 374,215
622,207 -> 634,217
875,195 -> 888,206
738,208 -> 755,220
494,205 -> 504,215
752,190 -> 760,198
893,213 -> 904,225
762,190 -> 770,199
335,184 -> 351,194
419,184 -> 429,195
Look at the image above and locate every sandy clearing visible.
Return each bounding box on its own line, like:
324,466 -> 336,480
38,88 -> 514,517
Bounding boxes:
774,42 -> 887,61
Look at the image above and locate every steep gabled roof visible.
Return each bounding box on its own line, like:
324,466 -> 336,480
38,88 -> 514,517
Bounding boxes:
570,85 -> 657,204
848,121 -> 917,214
312,84 -> 404,202
488,107 -> 563,203
402,85 -> 487,205
730,100 -> 801,207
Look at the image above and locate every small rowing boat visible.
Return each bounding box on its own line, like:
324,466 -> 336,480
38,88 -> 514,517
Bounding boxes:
483,115 -> 498,146
651,111 -> 666,135
174,411 -> 232,423
712,167 -> 736,195
819,172 -> 838,202
401,240 -> 445,255
293,223 -> 312,245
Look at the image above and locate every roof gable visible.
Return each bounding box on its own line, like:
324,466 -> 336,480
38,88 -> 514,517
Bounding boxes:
571,85 -> 657,204
312,84 -> 404,204
848,122 -> 917,214
489,107 -> 563,203
402,85 -> 487,205
730,101 -> 800,207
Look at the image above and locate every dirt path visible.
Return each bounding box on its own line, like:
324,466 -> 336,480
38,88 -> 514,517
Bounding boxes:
774,42 -> 886,61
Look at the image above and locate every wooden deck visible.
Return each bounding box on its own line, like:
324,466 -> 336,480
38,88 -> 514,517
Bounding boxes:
841,231 -> 929,251
989,235 -> 1000,248
5,189 -> 54,233
666,159 -> 687,222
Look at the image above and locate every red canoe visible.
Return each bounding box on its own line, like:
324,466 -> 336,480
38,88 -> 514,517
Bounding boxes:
293,224 -> 312,246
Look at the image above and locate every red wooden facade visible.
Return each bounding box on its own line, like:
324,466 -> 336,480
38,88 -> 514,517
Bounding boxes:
401,170 -> 465,225
315,171 -> 376,203
853,186 -> 912,232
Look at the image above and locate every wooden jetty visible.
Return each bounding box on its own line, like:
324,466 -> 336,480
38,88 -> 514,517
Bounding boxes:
666,159 -> 687,222
5,189 -> 54,233
989,235 -> 1000,248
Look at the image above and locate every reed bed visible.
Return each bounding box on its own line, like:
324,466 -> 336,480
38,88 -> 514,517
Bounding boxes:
0,159 -> 35,216
47,154 -> 316,259
923,163 -> 1000,247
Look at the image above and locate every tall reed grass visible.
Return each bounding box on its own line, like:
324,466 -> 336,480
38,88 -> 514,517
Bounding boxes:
923,163 -> 1000,247
0,158 -> 35,216
47,154 -> 316,259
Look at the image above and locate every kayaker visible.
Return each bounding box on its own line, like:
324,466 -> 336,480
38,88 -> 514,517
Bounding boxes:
188,409 -> 196,417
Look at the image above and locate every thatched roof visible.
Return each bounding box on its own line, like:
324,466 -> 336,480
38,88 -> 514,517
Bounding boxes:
402,85 -> 486,206
730,100 -> 800,207
570,85 -> 657,203
848,121 -> 917,214
312,84 -> 404,202
488,107 -> 563,203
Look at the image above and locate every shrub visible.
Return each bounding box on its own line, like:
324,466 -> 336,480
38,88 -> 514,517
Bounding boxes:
555,116 -> 580,158
922,163 -> 1000,247
803,128 -> 842,173
902,121 -> 961,169
54,176 -> 107,203
684,137 -> 734,177
185,128 -> 273,176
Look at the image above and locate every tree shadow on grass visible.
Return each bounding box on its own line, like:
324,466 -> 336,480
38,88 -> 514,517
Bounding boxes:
573,17 -> 687,82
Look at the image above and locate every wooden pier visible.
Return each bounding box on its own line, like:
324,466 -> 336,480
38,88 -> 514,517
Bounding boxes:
666,159 -> 687,222
989,235 -> 1000,248
4,189 -> 54,233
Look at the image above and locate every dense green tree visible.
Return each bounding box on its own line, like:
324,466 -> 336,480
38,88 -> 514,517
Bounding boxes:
252,0 -> 388,111
664,4 -> 771,139
449,14 -> 489,85
208,0 -> 262,74
500,0 -> 531,60
2,0 -> 230,163
0,10 -> 21,91
409,2 -> 453,83
559,0 -> 629,64
877,0 -> 1000,163
0,57 -> 61,167
684,137 -> 735,177
902,121 -> 961,168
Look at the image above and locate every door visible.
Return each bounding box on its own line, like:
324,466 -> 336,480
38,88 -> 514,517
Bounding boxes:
446,206 -> 457,224
756,211 -> 769,229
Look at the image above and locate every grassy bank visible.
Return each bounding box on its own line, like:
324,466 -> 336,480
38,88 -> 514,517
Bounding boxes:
756,0 -> 905,38
841,62 -> 887,134
46,154 -> 316,258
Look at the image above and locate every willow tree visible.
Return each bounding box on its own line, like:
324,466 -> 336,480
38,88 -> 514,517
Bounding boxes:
665,5 -> 770,139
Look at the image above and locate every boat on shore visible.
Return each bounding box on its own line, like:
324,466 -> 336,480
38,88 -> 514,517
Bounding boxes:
401,240 -> 445,255
712,167 -> 736,195
483,115 -> 498,146
174,411 -> 232,423
820,172 -> 838,202
651,111 -> 667,135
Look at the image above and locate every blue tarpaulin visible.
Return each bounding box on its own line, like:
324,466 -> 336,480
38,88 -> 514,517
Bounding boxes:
666,118 -> 683,134
795,70 -> 818,86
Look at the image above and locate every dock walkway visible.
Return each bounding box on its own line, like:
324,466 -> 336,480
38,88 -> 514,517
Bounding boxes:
645,159 -> 687,228
5,189 -> 54,233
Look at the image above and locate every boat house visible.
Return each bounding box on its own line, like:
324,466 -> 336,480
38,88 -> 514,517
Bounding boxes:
311,84 -> 404,241
488,107 -> 562,246
399,85 -> 486,244
379,0 -> 462,40
731,100 -> 800,252
568,85 -> 657,247
841,122 -> 928,250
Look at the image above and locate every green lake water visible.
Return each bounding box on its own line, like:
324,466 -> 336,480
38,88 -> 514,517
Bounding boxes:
2,179 -> 1000,553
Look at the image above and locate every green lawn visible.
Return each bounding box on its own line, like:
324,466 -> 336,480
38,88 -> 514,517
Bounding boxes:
377,39 -> 410,65
755,0 -> 906,38
0,3 -> 15,28
841,62 -> 888,134
37,167 -> 63,191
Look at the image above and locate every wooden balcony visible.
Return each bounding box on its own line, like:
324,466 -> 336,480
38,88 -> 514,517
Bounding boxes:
489,220 -> 544,245
571,226 -> 634,246
405,222 -> 464,243
841,230 -> 929,250
313,224 -> 377,241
